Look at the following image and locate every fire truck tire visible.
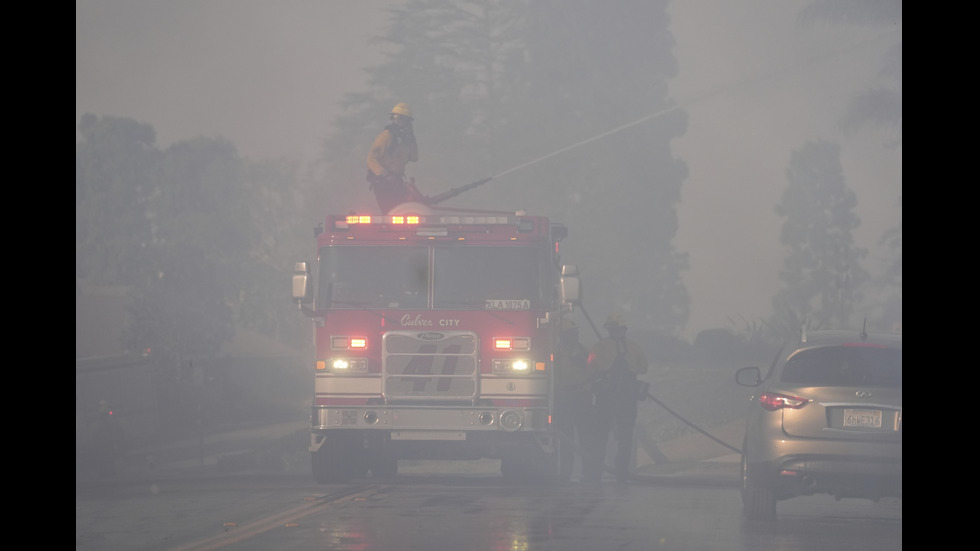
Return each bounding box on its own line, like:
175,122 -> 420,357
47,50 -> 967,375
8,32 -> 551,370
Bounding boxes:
312,449 -> 343,484
312,437 -> 363,484
500,455 -> 525,481
501,449 -> 558,485
351,444 -> 371,478
370,455 -> 398,478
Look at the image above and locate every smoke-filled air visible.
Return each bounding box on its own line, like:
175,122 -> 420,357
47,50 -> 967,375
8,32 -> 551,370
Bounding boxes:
77,0 -> 900,362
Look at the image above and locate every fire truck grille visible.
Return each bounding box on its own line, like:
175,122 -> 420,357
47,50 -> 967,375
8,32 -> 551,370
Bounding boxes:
383,331 -> 478,400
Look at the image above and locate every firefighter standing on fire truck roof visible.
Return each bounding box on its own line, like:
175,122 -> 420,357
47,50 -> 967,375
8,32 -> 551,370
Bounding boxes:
366,103 -> 426,214
582,312 -> 649,484
554,317 -> 596,483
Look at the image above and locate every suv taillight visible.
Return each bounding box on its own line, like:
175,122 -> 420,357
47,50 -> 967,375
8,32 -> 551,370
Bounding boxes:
759,392 -> 809,411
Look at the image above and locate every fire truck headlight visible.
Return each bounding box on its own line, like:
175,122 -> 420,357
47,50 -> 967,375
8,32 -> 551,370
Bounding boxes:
330,358 -> 368,373
492,359 -> 531,374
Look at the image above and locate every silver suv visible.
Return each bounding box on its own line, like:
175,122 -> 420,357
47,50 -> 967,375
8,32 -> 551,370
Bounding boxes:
735,329 -> 902,520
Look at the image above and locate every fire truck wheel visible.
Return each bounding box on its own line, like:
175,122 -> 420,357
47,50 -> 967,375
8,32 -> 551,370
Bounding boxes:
500,455 -> 525,481
502,448 -> 559,485
501,452 -> 556,484
312,440 -> 362,484
347,450 -> 371,478
312,449 -> 342,484
370,454 -> 398,478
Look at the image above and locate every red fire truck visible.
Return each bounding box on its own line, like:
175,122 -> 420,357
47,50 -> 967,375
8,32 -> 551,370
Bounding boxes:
292,202 -> 580,483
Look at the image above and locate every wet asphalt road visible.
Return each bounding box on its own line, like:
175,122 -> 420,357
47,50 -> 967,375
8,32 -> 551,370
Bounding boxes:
76,421 -> 900,551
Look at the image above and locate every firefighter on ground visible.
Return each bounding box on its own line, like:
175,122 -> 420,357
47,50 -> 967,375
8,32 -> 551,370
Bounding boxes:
582,312 -> 649,484
366,102 -> 426,213
554,317 -> 595,483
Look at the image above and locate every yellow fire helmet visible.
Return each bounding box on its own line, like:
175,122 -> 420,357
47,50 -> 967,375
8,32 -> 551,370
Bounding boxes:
391,103 -> 414,119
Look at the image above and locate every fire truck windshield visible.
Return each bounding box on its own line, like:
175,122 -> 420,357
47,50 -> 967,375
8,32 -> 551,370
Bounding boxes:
320,246 -> 429,309
318,245 -> 547,310
433,246 -> 543,310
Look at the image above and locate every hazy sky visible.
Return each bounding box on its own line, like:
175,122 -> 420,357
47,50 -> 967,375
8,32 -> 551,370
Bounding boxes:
76,0 -> 901,340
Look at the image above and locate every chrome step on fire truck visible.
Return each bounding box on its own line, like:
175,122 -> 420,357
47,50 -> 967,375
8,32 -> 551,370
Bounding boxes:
292,201 -> 580,483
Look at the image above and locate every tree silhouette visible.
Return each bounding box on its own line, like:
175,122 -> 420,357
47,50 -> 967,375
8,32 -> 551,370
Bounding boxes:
770,140 -> 869,337
76,114 -> 308,366
797,0 -> 901,332
76,113 -> 160,284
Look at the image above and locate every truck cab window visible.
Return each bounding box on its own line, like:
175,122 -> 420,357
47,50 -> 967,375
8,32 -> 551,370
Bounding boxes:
319,246 -> 429,309
433,246 -> 541,309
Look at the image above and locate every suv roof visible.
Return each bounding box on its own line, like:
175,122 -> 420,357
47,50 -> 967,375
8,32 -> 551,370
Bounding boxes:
796,329 -> 901,348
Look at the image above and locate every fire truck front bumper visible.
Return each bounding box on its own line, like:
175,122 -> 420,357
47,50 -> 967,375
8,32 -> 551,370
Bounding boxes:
311,404 -> 549,436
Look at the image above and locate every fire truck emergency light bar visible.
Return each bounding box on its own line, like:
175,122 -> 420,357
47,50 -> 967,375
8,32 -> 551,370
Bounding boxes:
338,214 -> 522,227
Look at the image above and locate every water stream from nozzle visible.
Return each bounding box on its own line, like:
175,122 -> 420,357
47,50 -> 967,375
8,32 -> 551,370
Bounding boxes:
491,108 -> 676,181
431,27 -> 897,202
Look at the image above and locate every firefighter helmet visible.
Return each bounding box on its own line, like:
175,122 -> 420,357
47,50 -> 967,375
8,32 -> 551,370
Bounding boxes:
391,103 -> 414,119
603,312 -> 627,328
560,318 -> 578,332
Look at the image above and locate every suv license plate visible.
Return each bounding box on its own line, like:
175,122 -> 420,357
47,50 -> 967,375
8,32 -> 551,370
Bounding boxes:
844,409 -> 882,428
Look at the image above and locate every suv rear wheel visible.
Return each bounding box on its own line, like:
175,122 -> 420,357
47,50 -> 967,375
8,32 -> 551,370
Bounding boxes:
741,454 -> 776,521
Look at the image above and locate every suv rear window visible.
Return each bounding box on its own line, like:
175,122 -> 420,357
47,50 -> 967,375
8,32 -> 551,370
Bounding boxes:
779,346 -> 902,388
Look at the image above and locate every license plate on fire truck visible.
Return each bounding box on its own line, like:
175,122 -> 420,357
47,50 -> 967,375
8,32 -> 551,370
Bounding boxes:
843,408 -> 882,428
485,299 -> 530,310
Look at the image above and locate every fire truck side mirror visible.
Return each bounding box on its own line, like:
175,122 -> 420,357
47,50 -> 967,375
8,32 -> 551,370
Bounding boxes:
560,264 -> 581,306
292,261 -> 312,305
